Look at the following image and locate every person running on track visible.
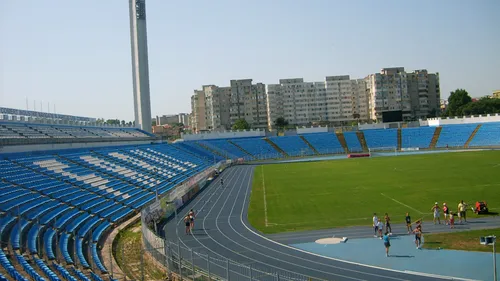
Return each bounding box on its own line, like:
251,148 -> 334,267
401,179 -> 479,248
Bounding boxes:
431,202 -> 441,224
443,203 -> 449,225
383,231 -> 391,257
413,225 -> 423,249
184,215 -> 191,235
220,177 -> 224,187
188,209 -> 195,230
373,213 -> 379,238
384,213 -> 392,235
405,212 -> 412,234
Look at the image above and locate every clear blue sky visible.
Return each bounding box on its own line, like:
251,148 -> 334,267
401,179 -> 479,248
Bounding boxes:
1,0 -> 499,121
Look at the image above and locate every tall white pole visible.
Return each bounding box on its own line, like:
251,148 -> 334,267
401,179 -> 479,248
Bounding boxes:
494,238 -> 497,281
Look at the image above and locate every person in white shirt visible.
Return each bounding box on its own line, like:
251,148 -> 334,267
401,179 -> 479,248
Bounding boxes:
377,221 -> 383,239
431,202 -> 441,224
373,213 -> 379,238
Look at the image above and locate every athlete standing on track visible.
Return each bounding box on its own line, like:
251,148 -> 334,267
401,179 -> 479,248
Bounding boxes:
184,215 -> 191,235
220,177 -> 224,187
413,225 -> 423,249
405,212 -> 412,234
373,213 -> 379,238
188,209 -> 195,230
384,213 -> 392,235
383,231 -> 391,257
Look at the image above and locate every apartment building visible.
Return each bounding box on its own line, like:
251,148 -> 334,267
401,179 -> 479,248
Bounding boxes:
229,79 -> 268,129
266,76 -> 369,129
366,67 -> 440,121
190,79 -> 267,131
190,85 -> 232,132
190,90 -> 207,131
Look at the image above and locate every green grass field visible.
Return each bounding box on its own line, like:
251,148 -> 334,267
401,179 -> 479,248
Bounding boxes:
248,150 -> 500,234
423,228 -> 500,252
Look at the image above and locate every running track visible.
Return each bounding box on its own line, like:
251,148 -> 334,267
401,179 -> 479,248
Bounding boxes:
162,165 -> 496,281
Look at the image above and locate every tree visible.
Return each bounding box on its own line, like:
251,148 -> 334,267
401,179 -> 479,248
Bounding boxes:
274,117 -> 289,129
444,89 -> 472,117
105,119 -> 120,125
232,119 -> 250,130
121,120 -> 125,126
152,120 -> 157,126
461,97 -> 500,116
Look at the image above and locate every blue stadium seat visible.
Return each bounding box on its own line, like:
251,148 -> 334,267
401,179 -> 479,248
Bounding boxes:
436,124 -> 478,148
34,258 -> 60,281
91,244 -> 107,273
0,249 -> 29,281
10,219 -> 30,250
468,123 -> 500,147
342,132 -> 362,152
268,136 -> 314,156
203,140 -> 247,159
401,127 -> 436,148
231,138 -> 278,159
44,228 -> 57,260
92,222 -> 111,243
52,263 -> 78,281
363,129 -> 398,149
28,224 -> 42,254
71,267 -> 92,281
60,233 -> 74,264
78,216 -> 102,238
0,142 -> 216,280
76,238 -> 90,268
15,253 -> 45,281
301,133 -> 344,154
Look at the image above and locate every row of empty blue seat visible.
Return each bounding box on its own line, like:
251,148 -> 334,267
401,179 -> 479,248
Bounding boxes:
0,143 -> 215,281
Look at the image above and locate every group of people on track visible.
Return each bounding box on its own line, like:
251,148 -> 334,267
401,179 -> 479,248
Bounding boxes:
183,176 -> 226,235
184,209 -> 196,235
373,199 -> 469,257
373,212 -> 424,257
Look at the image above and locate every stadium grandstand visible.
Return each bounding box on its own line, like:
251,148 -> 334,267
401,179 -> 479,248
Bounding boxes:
1,110 -> 500,280
0,107 -> 155,147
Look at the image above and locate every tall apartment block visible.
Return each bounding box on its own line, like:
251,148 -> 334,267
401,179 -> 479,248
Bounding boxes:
190,79 -> 268,132
365,67 -> 440,121
190,85 -> 231,132
229,79 -> 268,129
266,76 -> 369,129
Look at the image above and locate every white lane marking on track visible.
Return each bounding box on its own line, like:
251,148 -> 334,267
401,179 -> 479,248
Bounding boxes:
221,166 -> 355,280
234,168 -> 416,281
239,170 -> 477,281
175,166 -> 240,264
201,167 -> 351,281
380,193 -> 425,214
261,165 -> 270,227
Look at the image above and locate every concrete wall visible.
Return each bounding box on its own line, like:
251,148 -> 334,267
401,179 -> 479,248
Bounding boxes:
0,140 -> 155,154
296,126 -> 328,134
181,129 -> 265,141
358,122 -> 401,130
426,114 -> 500,126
